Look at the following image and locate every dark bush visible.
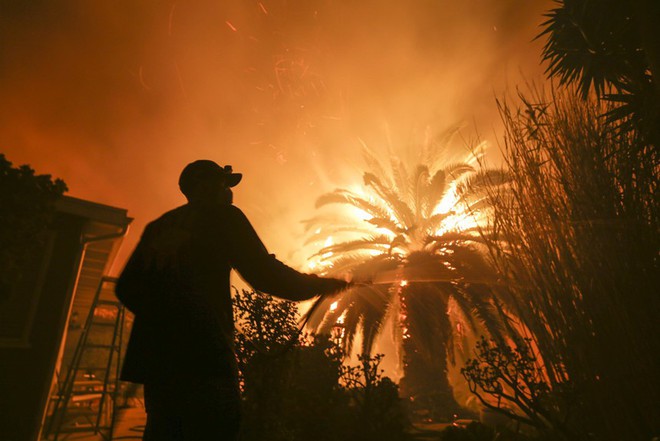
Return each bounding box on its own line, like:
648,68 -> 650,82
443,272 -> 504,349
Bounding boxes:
439,422 -> 496,441
0,154 -> 66,301
233,289 -> 411,441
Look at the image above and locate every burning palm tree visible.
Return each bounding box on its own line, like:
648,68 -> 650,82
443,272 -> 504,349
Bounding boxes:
304,131 -> 509,416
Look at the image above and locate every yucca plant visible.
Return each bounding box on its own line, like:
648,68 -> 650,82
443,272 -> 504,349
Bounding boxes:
303,131 -> 509,416
477,87 -> 659,440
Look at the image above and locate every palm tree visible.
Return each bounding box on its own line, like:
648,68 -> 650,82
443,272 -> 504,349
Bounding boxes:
538,0 -> 660,146
303,133 -> 509,416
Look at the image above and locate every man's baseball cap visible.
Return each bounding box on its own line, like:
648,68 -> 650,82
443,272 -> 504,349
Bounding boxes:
179,160 -> 242,197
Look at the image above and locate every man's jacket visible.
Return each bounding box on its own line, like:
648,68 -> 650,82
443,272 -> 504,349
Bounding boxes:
116,203 -> 345,384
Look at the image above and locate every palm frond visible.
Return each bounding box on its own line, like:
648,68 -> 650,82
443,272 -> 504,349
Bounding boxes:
425,232 -> 484,247
363,172 -> 415,227
312,236 -> 392,259
320,253 -> 385,276
303,226 -> 379,246
366,217 -> 402,234
427,169 -> 449,211
353,284 -> 397,355
412,165 -> 430,219
456,285 -> 506,343
338,300 -> 363,355
443,163 -> 476,182
420,212 -> 452,233
315,189 -> 391,220
360,139 -> 392,187
422,125 -> 461,167
457,169 -> 511,198
390,156 -> 411,206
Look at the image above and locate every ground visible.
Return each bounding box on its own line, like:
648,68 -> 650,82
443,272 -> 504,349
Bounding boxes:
46,407 -> 146,440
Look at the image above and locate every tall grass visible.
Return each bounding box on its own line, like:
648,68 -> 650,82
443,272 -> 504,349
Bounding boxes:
479,88 -> 658,440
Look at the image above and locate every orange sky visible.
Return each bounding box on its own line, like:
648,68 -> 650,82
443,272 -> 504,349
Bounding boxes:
0,0 -> 551,273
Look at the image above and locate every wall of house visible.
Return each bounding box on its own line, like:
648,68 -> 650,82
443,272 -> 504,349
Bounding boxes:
0,213 -> 85,441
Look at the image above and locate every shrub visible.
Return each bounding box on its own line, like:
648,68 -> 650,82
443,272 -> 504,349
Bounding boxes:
233,289 -> 411,441
473,87 -> 659,440
0,154 -> 67,301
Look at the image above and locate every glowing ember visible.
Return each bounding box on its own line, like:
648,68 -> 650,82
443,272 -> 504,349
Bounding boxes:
330,301 -> 338,311
399,280 -> 408,287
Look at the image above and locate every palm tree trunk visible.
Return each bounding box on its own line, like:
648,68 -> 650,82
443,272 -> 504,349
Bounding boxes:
398,287 -> 460,420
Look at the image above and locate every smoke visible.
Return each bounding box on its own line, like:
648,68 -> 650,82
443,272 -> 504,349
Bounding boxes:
0,0 -> 551,270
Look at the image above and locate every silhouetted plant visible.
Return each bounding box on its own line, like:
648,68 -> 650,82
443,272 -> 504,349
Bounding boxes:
539,0 -> 660,146
233,289 -> 410,441
438,421 -> 497,441
477,88 -> 659,440
341,353 -> 410,440
0,154 -> 67,301
462,337 -> 577,440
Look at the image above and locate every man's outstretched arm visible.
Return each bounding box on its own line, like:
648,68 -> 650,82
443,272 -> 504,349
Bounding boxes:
225,205 -> 348,301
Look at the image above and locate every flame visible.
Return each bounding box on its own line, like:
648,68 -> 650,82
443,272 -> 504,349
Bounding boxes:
351,207 -> 373,221
430,183 -> 481,234
433,183 -> 460,215
321,236 -> 334,259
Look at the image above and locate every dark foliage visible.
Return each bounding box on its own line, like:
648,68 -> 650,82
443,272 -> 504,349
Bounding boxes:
462,338 -> 577,441
233,288 -> 411,441
438,422 -> 496,441
341,354 -> 410,440
0,154 -> 67,301
478,89 -> 659,440
538,0 -> 660,145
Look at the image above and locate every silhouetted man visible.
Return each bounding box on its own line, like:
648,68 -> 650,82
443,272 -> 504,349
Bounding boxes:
115,160 -> 348,441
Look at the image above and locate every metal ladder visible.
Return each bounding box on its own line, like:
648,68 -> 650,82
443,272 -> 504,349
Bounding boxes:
44,276 -> 125,440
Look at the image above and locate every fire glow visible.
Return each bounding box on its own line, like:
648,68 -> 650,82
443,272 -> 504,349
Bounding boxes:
305,146 -> 489,274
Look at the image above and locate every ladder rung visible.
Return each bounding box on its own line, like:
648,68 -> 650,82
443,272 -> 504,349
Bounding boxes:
70,390 -> 115,397
97,300 -> 121,306
91,322 -> 117,327
55,425 -> 99,433
76,366 -> 112,371
70,393 -> 103,402
57,424 -> 115,433
85,344 -> 119,349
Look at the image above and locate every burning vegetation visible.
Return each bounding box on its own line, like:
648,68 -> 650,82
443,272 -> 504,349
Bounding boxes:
301,132 -> 511,418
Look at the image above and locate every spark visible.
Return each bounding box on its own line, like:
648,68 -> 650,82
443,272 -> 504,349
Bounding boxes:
330,301 -> 338,311
399,280 -> 408,287
168,3 -> 177,36
174,62 -> 188,98
225,21 -> 238,32
258,2 -> 268,14
138,66 -> 151,91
